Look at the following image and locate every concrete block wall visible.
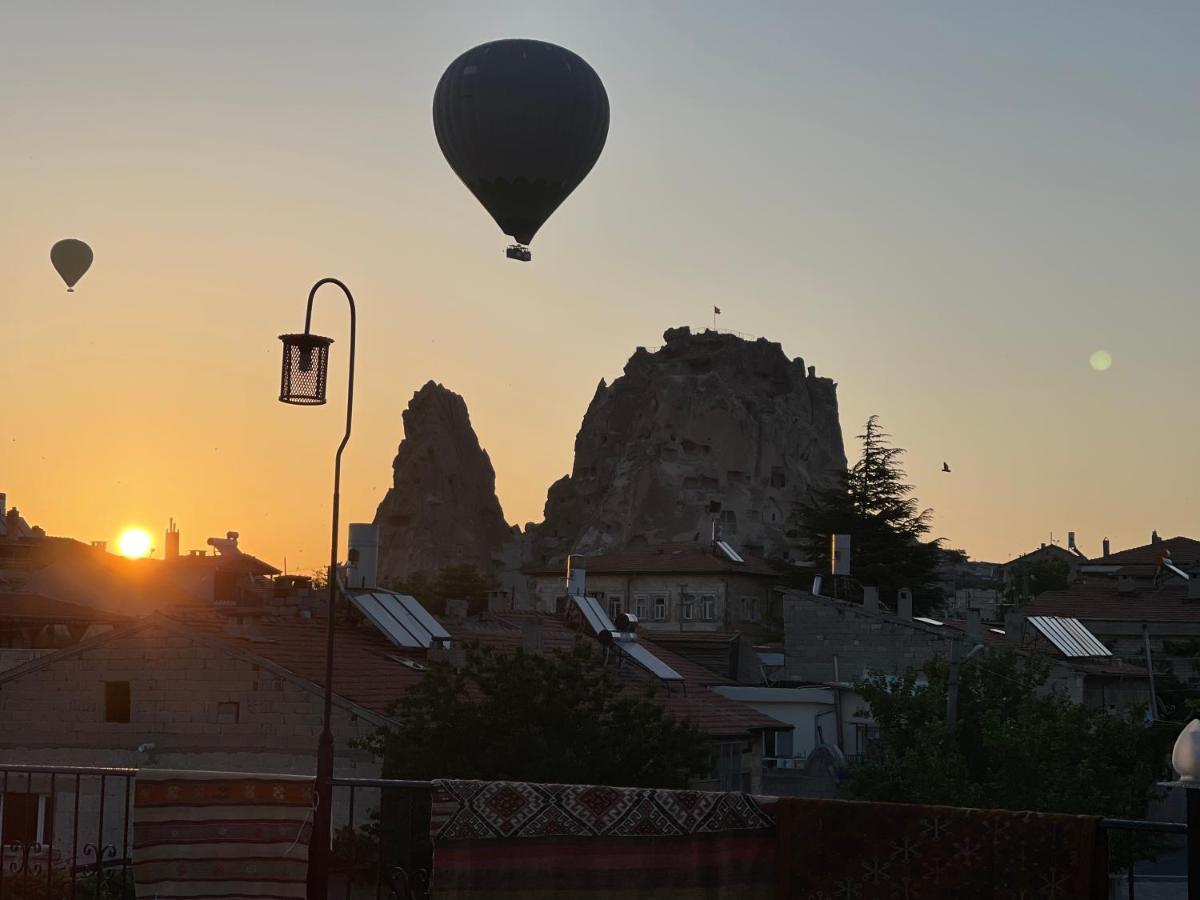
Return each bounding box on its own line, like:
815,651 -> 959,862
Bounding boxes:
784,592 -> 957,683
0,622 -> 381,773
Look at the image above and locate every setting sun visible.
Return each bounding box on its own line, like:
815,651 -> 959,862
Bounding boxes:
117,528 -> 153,559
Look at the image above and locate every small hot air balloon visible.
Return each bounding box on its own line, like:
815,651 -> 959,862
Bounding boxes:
433,39 -> 610,261
50,239 -> 93,292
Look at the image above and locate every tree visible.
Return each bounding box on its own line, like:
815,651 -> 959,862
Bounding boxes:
358,640 -> 712,788
385,563 -> 496,616
846,651 -> 1168,821
1003,555 -> 1071,605
796,416 -> 943,611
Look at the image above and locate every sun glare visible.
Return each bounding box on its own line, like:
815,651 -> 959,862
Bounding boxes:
117,528 -> 153,559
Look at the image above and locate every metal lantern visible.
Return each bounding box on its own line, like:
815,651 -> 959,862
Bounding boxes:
278,333 -> 334,405
279,336 -> 336,405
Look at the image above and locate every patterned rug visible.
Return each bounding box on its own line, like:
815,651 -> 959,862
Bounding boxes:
773,797 -> 1107,899
431,779 -> 777,898
132,769 -> 313,900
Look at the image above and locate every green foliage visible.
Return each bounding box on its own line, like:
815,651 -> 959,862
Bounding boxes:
796,416 -> 943,612
847,651 -> 1169,822
385,564 -> 496,616
1003,555 -> 1071,604
358,640 -> 711,789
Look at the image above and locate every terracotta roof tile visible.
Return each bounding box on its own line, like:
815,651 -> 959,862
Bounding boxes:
1026,581 -> 1200,624
524,542 -> 778,577
1084,537 -> 1200,568
0,593 -> 130,624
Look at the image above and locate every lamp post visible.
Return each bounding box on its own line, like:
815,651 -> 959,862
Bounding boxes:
278,277 -> 357,900
1168,720 -> 1200,899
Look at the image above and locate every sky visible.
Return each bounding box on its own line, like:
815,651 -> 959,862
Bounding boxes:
2,1 -> 1197,572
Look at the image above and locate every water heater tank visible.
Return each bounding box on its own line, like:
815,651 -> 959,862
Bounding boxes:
346,523 -> 379,590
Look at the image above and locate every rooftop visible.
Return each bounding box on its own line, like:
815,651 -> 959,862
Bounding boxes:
1083,536 -> 1200,569
524,541 -> 778,578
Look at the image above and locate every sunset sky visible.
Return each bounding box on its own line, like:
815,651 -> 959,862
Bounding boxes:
3,2 -> 1197,572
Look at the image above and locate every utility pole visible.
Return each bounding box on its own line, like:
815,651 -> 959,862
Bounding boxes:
1143,624 -> 1159,721
946,640 -> 962,725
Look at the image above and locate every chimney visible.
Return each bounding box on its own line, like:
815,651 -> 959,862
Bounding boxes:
566,555 -> 586,596
966,609 -> 982,641
1103,537 -> 1111,558
1004,609 -> 1025,646
346,523 -> 379,590
0,493 -> 6,519
521,618 -> 544,655
831,534 -> 851,576
1152,530 -> 1161,545
1068,531 -> 1076,550
165,519 -> 180,561
862,586 -> 879,614
897,588 -> 913,620
445,598 -> 469,620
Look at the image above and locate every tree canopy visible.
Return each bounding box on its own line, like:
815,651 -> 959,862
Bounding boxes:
796,415 -> 943,610
385,563 -> 496,616
358,640 -> 712,789
846,650 -> 1167,820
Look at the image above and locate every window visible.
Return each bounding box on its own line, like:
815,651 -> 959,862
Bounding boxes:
682,596 -> 694,621
700,595 -> 716,622
634,595 -> 650,619
740,596 -> 759,622
1,793 -> 54,846
607,595 -> 623,621
653,595 -> 667,621
216,702 -> 240,725
105,681 -> 130,723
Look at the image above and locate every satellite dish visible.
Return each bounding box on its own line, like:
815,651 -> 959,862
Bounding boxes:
433,39 -> 610,261
50,239 -> 93,292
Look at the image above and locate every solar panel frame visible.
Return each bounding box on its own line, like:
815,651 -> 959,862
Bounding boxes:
571,594 -> 615,636
914,616 -> 944,626
1029,615 -> 1112,658
716,541 -> 744,563
1057,617 -> 1112,657
616,640 -> 683,681
351,592 -> 426,648
390,592 -> 451,641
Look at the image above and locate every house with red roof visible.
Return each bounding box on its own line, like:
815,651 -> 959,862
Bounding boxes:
0,598 -> 786,793
1025,535 -> 1200,687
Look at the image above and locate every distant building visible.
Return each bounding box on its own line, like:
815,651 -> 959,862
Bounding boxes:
524,541 -> 783,632
1025,534 -> 1200,687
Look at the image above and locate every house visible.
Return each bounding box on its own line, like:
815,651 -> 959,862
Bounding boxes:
1025,535 -> 1200,685
0,592 -> 128,674
524,541 -> 783,632
1000,540 -> 1086,602
780,588 -> 1150,711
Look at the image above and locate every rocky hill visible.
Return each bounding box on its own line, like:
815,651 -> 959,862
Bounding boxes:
526,327 -> 846,565
374,382 -> 513,584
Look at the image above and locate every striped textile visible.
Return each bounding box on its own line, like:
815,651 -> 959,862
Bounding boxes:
132,769 -> 313,900
430,779 -> 776,899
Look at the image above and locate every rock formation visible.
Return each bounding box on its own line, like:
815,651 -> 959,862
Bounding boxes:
374,382 -> 513,584
527,327 -> 846,564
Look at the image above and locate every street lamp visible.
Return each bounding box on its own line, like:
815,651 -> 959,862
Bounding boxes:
278,277 -> 356,900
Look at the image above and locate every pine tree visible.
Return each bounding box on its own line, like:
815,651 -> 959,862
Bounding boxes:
796,416 -> 942,611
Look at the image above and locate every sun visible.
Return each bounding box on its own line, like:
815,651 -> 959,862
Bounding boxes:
117,528 -> 153,559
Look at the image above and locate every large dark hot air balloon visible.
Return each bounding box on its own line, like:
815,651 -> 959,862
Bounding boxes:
433,39 -> 609,261
50,239 -> 94,292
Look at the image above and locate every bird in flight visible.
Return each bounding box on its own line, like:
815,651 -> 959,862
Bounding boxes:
942,462 -> 951,473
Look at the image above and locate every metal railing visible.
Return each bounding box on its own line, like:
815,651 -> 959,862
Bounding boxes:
0,765 -> 135,899
0,764 -> 1188,899
1101,817 -> 1188,899
330,777 -> 432,900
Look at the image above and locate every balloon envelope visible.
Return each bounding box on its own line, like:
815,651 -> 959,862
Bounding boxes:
433,39 -> 609,247
50,239 -> 93,291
